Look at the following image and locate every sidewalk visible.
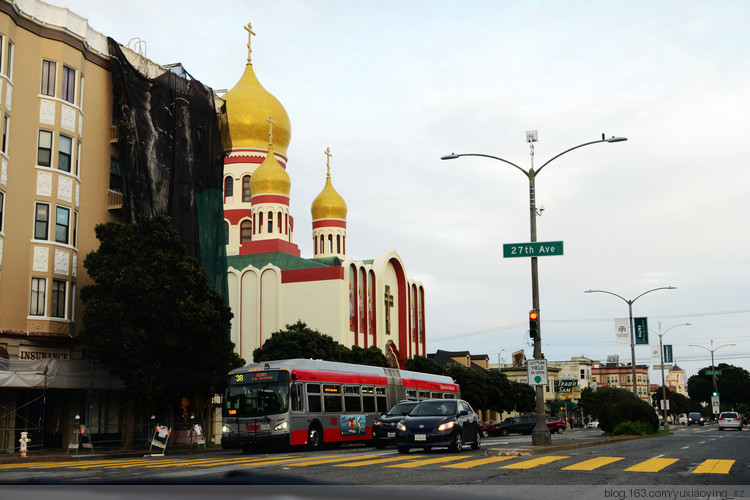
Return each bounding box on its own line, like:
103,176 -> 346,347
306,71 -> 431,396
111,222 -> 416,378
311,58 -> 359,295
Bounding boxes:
0,443 -> 224,464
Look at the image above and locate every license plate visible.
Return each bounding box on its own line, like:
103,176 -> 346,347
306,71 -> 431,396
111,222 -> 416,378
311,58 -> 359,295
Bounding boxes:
414,434 -> 426,442
387,432 -> 395,438
260,423 -> 270,431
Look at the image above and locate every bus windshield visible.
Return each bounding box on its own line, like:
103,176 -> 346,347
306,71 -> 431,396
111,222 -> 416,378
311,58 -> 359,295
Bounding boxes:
224,381 -> 289,417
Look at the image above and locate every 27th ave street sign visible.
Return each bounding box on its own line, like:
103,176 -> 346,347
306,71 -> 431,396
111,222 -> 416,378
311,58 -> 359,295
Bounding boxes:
503,241 -> 564,258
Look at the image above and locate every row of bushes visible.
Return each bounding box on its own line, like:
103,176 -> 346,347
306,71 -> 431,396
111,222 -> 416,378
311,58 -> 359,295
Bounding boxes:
583,386 -> 659,434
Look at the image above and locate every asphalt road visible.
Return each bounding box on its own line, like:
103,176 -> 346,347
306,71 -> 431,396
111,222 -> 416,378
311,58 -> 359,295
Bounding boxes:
1,426 -> 747,500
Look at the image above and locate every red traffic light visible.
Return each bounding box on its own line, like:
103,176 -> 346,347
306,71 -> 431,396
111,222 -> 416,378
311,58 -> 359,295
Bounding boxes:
529,310 -> 539,320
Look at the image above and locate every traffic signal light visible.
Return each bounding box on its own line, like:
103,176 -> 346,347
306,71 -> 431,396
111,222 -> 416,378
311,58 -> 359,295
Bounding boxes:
529,310 -> 539,340
712,391 -> 719,397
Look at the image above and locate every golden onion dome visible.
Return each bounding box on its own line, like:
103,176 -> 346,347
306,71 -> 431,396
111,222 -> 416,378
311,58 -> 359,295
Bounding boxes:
223,23 -> 291,155
250,145 -> 291,196
311,148 -> 347,221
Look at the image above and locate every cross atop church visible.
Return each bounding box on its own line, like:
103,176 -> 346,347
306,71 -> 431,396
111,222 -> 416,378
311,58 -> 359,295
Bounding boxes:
244,23 -> 256,64
324,147 -> 332,177
267,115 -> 276,146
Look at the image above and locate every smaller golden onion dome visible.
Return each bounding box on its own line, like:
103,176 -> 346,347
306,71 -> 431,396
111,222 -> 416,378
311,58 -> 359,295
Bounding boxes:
311,148 -> 347,221
250,144 -> 291,196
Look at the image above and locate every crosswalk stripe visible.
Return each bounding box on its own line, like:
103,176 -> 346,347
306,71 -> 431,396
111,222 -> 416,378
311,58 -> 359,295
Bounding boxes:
562,456 -> 625,471
385,456 -> 467,468
288,455 -> 380,466
334,455 -> 425,467
692,459 -> 735,474
441,456 -> 515,469
624,458 -> 678,472
500,455 -> 570,469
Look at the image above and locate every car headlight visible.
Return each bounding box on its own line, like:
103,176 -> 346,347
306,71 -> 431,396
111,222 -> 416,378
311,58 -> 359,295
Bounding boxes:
396,422 -> 406,432
221,425 -> 231,434
438,421 -> 455,432
274,421 -> 289,431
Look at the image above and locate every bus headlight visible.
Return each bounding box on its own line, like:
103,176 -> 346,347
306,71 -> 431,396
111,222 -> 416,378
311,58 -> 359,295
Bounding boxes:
274,421 -> 289,431
221,425 -> 231,434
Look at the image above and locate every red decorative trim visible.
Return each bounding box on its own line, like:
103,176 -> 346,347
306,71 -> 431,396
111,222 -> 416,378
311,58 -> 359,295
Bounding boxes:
282,266 -> 344,283
224,156 -> 264,165
291,368 -> 387,386
224,209 -> 251,225
312,219 -> 347,229
239,239 -> 300,256
251,194 -> 290,205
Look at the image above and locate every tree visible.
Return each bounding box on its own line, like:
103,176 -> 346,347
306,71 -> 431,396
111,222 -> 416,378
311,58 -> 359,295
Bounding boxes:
80,217 -> 242,446
253,321 -> 389,367
687,364 -> 750,409
650,387 -> 696,419
404,355 -> 446,376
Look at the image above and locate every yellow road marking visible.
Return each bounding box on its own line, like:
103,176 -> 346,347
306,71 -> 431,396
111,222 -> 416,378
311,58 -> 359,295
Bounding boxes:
386,456 -> 467,468
562,456 -> 625,471
335,455 -> 425,467
288,455 -> 380,466
500,455 -> 570,469
441,456 -> 516,469
693,459 -> 735,474
624,458 -> 678,472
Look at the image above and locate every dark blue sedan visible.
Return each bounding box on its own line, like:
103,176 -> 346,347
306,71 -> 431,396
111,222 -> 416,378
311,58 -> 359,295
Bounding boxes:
395,399 -> 481,453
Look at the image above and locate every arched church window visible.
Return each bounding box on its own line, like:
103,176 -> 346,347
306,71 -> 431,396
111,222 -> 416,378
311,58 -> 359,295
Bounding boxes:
337,234 -> 341,254
258,212 -> 263,233
224,176 -> 233,198
242,175 -> 251,202
224,221 -> 229,245
267,210 -> 273,233
319,235 -> 324,254
328,234 -> 333,254
240,220 -> 252,242
277,212 -> 282,233
285,213 -> 289,235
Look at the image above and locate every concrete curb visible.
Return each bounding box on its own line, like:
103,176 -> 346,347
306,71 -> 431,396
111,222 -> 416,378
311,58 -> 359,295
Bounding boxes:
486,432 -> 667,456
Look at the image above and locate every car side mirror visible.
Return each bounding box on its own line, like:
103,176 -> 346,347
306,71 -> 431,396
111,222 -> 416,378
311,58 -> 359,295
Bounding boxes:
459,410 -> 468,416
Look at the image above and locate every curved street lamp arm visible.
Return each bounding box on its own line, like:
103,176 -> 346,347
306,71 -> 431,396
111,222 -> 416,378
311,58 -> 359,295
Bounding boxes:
536,139 -> 607,175
441,153 -> 528,177
584,289 -> 630,305
631,286 -> 676,304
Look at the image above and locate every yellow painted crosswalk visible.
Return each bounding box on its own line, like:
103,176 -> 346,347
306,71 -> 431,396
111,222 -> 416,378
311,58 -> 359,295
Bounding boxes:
0,453 -> 740,475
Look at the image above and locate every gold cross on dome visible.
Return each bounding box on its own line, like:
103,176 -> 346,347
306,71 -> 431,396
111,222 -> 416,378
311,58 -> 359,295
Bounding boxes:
244,23 -> 256,64
266,115 -> 276,146
324,147 -> 332,176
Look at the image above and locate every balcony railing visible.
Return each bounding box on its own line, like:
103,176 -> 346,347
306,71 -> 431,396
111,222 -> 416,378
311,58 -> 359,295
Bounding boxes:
108,189 -> 123,209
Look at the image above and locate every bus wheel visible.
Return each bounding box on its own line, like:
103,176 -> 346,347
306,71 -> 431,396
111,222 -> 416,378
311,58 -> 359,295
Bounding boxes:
308,424 -> 324,451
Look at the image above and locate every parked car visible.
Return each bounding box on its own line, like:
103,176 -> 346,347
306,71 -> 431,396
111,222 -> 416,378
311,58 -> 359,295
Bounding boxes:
687,412 -> 705,426
678,415 -> 688,425
494,415 -> 535,436
546,417 -> 566,434
718,411 -> 744,431
479,421 -> 494,438
395,399 -> 481,453
372,400 -> 420,448
586,419 -> 599,428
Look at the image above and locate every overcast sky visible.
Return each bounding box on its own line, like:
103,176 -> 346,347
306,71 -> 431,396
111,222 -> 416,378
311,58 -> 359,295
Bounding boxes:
59,0 -> 750,382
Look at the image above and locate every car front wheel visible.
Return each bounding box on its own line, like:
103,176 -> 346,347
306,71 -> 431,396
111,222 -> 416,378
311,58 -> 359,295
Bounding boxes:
471,430 -> 481,450
481,429 -> 489,438
499,428 -> 509,437
449,431 -> 463,452
557,427 -> 564,434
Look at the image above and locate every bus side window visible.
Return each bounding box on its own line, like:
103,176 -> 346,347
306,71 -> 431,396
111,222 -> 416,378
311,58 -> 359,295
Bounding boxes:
307,383 -> 322,413
375,387 -> 388,413
323,384 -> 342,413
362,386 -> 375,412
344,386 -> 361,412
291,383 -> 303,412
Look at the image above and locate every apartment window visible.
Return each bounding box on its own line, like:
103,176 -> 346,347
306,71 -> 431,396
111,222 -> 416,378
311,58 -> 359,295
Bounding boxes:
0,190 -> 4,232
75,142 -> 81,175
41,60 -> 56,97
62,65 -> 76,103
109,157 -> 122,191
0,35 -> 3,72
1,113 -> 8,155
34,203 -> 49,240
72,211 -> 78,247
58,135 -> 72,172
55,206 -> 70,244
580,369 -> 586,380
38,131 -> 53,167
30,277 -> 46,316
5,41 -> 12,79
78,74 -> 84,108
224,176 -> 233,198
51,279 -> 66,318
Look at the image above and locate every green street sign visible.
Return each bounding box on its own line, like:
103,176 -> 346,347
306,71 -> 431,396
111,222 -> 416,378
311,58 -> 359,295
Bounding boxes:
663,344 -> 673,363
503,241 -> 564,258
706,370 -> 722,375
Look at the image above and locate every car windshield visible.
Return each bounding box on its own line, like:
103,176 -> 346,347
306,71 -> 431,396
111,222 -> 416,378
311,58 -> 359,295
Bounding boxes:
386,402 -> 417,416
689,413 -> 701,418
410,401 -> 457,416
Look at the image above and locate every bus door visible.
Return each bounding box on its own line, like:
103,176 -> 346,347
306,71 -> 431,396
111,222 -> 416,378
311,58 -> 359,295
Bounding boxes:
384,368 -> 404,407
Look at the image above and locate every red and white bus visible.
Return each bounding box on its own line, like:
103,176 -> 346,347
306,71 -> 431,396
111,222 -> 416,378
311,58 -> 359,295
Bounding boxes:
221,358 -> 459,452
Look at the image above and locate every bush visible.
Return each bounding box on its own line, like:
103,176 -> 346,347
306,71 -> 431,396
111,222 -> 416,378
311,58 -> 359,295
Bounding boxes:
612,420 -> 655,436
602,399 -> 659,433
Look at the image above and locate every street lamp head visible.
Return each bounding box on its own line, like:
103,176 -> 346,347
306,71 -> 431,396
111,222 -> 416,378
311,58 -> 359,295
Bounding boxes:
605,136 -> 628,143
440,153 -> 459,160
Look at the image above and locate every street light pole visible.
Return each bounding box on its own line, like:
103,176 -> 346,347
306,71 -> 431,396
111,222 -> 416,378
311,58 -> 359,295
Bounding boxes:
652,321 -> 690,431
688,340 -> 736,395
584,287 -> 676,397
442,132 -> 626,446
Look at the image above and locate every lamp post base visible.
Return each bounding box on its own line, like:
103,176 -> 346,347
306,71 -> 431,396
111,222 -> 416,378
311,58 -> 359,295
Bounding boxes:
532,427 -> 551,446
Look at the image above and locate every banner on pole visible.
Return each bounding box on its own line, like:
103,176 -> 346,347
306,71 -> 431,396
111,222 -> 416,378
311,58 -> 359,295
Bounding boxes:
634,317 -> 649,345
614,318 -> 629,346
